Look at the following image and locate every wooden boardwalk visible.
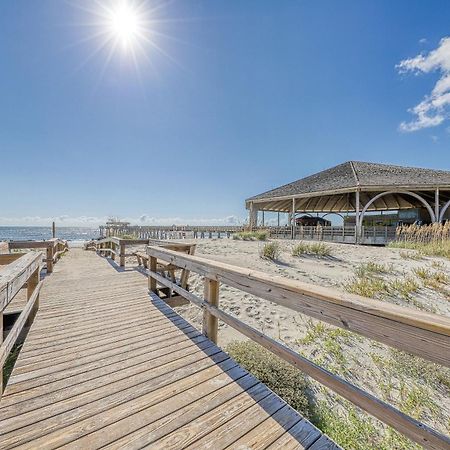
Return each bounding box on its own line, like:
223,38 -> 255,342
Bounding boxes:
0,249 -> 333,449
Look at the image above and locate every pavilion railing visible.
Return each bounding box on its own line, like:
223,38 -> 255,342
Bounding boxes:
146,245 -> 450,450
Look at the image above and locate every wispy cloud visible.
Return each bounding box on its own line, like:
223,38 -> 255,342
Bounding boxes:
0,214 -> 244,227
396,37 -> 450,132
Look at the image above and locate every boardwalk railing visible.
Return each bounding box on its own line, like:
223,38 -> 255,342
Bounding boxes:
89,237 -> 150,267
100,225 -> 244,240
0,252 -> 43,393
8,239 -> 68,273
146,245 -> 450,450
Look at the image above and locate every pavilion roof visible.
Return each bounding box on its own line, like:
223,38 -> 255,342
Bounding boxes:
247,161 -> 450,202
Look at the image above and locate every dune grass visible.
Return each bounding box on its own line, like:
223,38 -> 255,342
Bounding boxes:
233,231 -> 268,241
292,241 -> 332,257
260,241 -> 280,260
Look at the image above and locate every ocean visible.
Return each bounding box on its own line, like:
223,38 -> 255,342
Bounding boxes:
0,226 -> 100,243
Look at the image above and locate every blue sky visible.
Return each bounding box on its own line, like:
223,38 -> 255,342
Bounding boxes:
1,0 -> 449,226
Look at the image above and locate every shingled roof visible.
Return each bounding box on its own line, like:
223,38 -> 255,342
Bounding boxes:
247,161 -> 450,202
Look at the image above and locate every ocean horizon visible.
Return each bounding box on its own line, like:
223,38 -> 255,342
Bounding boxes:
0,226 -> 100,242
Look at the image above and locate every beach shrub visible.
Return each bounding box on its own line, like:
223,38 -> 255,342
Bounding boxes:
233,231 -> 268,241
292,241 -> 332,257
260,242 -> 280,260
344,276 -> 388,298
226,341 -> 311,417
354,262 -> 392,278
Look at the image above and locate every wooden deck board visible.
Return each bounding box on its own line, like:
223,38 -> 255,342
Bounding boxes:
0,249 -> 333,449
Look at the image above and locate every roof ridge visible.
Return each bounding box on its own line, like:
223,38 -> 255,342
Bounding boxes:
349,161 -> 360,186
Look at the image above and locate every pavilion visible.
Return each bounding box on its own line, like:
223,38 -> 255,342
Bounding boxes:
246,161 -> 450,241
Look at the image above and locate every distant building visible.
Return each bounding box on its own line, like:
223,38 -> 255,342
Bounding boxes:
246,161 -> 450,242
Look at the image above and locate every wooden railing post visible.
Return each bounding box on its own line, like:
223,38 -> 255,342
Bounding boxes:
0,307 -> 3,393
46,245 -> 54,273
202,278 -> 219,344
120,243 -> 125,267
111,242 -> 116,261
26,268 -> 40,326
149,256 -> 157,293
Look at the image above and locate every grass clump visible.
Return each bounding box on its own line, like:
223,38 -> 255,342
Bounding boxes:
260,242 -> 280,260
389,277 -> 420,300
3,344 -> 22,388
233,231 -> 268,241
354,262 -> 392,278
399,251 -> 423,261
344,276 -> 388,298
413,266 -> 449,288
226,341 -> 311,417
313,398 -> 421,450
292,241 -> 332,257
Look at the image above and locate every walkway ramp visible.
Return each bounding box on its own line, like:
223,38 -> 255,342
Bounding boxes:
0,249 -> 332,449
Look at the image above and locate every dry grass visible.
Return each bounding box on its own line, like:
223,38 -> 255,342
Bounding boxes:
260,241 -> 281,260
292,241 -> 332,257
233,231 -> 268,241
390,223 -> 450,258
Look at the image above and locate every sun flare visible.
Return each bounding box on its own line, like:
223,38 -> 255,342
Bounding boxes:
103,1 -> 146,50
107,2 -> 142,48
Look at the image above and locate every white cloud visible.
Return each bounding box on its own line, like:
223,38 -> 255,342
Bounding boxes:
397,37 -> 450,132
0,214 -> 245,227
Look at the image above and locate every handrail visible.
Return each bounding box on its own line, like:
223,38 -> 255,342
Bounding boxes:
146,245 -> 450,450
89,237 -> 150,267
8,239 -> 68,273
0,252 -> 43,393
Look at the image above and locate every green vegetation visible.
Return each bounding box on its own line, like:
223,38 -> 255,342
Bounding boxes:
354,262 -> 393,278
232,230 -> 268,241
226,341 -> 311,417
292,241 -> 332,257
297,320 -> 354,374
120,233 -> 138,239
313,398 -> 421,450
260,242 -> 281,260
389,277 -> 420,300
389,240 -> 450,259
344,276 -> 388,298
3,344 -> 22,387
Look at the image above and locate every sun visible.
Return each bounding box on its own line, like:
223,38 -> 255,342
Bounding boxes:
106,2 -> 143,49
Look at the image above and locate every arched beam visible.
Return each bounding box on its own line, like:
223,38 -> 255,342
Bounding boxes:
321,213 -> 344,220
439,200 -> 450,222
359,191 -> 436,227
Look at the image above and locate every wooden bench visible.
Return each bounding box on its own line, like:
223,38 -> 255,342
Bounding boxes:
135,242 -> 196,307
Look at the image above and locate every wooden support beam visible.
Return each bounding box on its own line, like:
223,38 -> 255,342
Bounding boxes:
148,256 -> 157,293
202,278 -> 219,344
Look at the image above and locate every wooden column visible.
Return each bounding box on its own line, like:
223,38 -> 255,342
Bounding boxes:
26,268 -> 40,327
249,203 -> 257,230
291,198 -> 296,239
52,222 -> 56,238
435,188 -> 440,223
148,256 -> 157,293
46,245 -> 54,273
202,278 -> 219,344
120,243 -> 125,267
355,190 -> 361,244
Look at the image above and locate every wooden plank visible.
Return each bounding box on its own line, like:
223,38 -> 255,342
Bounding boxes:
0,253 -> 25,265
266,419 -> 322,449
149,271 -> 450,450
0,252 -> 42,311
147,247 -> 450,366
0,281 -> 42,367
